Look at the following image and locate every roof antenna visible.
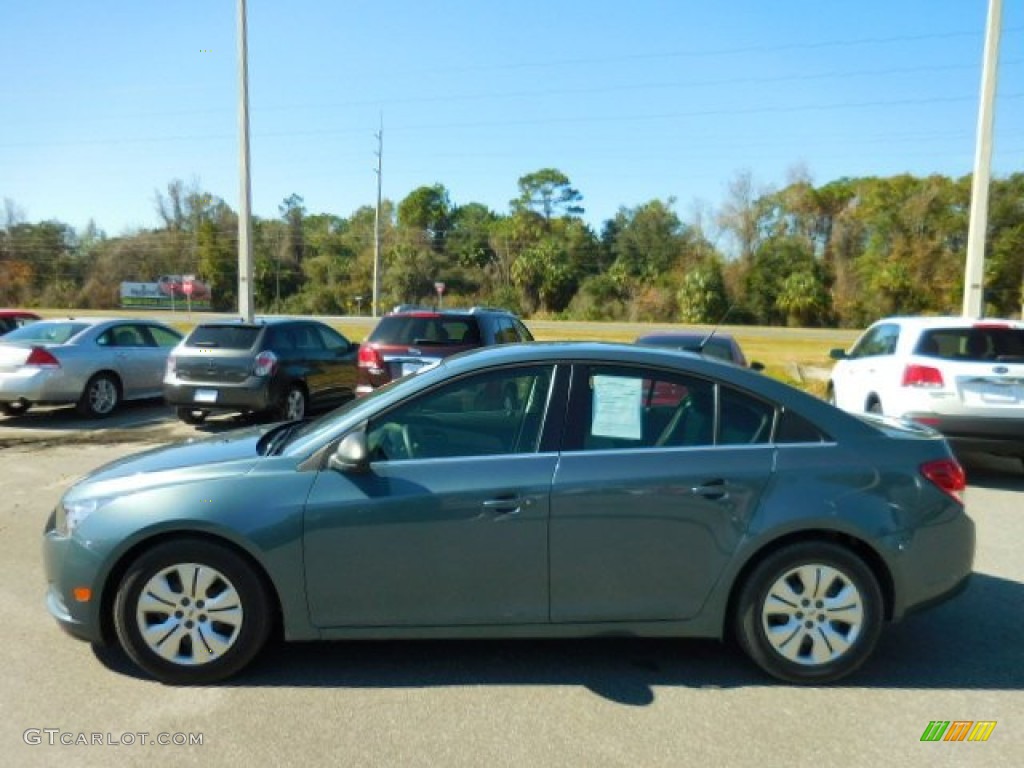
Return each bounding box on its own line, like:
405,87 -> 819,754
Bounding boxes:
696,304 -> 735,353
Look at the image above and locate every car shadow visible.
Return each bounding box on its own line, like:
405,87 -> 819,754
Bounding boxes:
0,398 -> 173,432
92,572 -> 1023,702
959,450 -> 1024,491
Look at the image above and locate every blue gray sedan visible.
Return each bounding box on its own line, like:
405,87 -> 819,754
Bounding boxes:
42,342 -> 974,684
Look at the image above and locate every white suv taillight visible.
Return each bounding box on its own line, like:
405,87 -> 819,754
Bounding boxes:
902,364 -> 944,388
254,350 -> 278,377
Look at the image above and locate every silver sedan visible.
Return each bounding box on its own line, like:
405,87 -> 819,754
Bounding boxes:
0,317 -> 183,418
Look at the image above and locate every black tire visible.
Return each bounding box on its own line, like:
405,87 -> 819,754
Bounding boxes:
867,398 -> 882,415
734,541 -> 883,684
1,401 -> 31,417
76,373 -> 121,418
113,539 -> 271,685
825,384 -> 836,407
176,408 -> 208,425
275,383 -> 307,422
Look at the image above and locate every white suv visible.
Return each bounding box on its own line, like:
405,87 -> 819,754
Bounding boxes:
828,316 -> 1024,463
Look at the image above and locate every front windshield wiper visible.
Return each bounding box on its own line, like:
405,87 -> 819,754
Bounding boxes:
259,421 -> 302,456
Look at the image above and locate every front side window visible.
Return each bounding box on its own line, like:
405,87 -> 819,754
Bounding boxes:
850,323 -> 900,358
366,365 -> 554,461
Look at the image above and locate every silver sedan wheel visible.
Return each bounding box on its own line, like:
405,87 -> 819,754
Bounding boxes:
87,377 -> 118,415
760,563 -> 865,666
134,563 -> 244,666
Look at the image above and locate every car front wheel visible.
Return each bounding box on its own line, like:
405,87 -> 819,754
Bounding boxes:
113,539 -> 271,684
1,401 -> 31,417
734,542 -> 883,684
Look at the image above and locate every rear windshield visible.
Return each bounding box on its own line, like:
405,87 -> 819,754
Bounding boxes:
185,325 -> 261,350
368,315 -> 481,345
1,321 -> 89,344
915,327 -> 1024,362
640,336 -> 734,362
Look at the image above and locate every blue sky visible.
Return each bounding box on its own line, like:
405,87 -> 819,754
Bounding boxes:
1,1 -> 1022,236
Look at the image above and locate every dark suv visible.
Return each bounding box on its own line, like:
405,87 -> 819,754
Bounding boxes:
356,307 -> 533,394
164,318 -> 358,424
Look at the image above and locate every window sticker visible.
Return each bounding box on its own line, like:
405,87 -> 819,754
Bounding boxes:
591,375 -> 643,440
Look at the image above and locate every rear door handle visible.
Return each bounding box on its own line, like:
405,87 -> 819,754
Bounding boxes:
691,479 -> 728,501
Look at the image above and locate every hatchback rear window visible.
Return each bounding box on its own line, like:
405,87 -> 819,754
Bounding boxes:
185,325 -> 261,350
368,315 -> 480,345
915,328 -> 1024,362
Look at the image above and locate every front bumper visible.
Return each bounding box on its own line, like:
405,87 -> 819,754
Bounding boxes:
42,528 -> 106,644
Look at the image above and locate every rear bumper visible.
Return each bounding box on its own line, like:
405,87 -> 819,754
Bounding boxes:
163,378 -> 275,413
904,412 -> 1024,455
0,368 -> 77,404
890,509 -> 975,621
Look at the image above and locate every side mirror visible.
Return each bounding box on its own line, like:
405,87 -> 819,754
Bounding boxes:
829,348 -> 848,360
749,361 -> 765,372
328,429 -> 369,473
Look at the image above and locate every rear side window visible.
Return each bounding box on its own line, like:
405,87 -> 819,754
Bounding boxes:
368,316 -> 477,345
916,328 -> 1024,361
186,325 -> 261,350
775,409 -> 828,444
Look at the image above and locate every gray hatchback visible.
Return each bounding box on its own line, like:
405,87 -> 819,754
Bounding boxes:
163,317 -> 357,424
45,342 -> 973,685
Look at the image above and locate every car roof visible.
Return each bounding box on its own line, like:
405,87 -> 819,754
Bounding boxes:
637,331 -> 735,343
871,315 -> 1024,330
386,307 -> 516,317
0,309 -> 41,318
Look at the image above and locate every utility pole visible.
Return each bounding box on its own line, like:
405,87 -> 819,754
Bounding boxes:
962,0 -> 1003,318
373,116 -> 383,318
237,0 -> 255,322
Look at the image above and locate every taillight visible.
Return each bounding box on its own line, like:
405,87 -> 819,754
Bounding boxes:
920,458 -> 966,504
253,350 -> 278,377
902,364 -> 944,388
358,345 -> 384,370
25,347 -> 60,368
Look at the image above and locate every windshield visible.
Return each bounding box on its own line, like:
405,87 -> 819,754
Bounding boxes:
1,321 -> 90,344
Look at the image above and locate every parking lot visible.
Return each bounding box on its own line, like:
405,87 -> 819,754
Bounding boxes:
1,406 -> 1021,767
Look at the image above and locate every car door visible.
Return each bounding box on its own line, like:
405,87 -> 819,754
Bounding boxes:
311,323 -> 357,403
103,323 -> 166,397
302,364 -> 562,628
831,322 -> 903,412
550,363 -> 775,623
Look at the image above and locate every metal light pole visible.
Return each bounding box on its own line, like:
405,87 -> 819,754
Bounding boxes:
962,0 -> 1003,318
237,0 -> 255,322
373,118 -> 383,318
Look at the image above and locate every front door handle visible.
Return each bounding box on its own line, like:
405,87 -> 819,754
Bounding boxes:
482,496 -> 528,517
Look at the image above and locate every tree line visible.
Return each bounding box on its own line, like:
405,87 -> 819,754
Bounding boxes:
2,168 -> 1022,326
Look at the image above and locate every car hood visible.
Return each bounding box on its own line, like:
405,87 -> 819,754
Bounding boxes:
65,425 -> 274,500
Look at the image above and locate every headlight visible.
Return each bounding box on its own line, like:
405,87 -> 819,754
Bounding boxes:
57,498 -> 111,536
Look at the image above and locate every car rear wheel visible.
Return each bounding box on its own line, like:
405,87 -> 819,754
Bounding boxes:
176,408 -> 208,425
76,373 -> 120,418
276,384 -> 307,421
113,539 -> 271,685
1,401 -> 31,417
734,542 -> 883,684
